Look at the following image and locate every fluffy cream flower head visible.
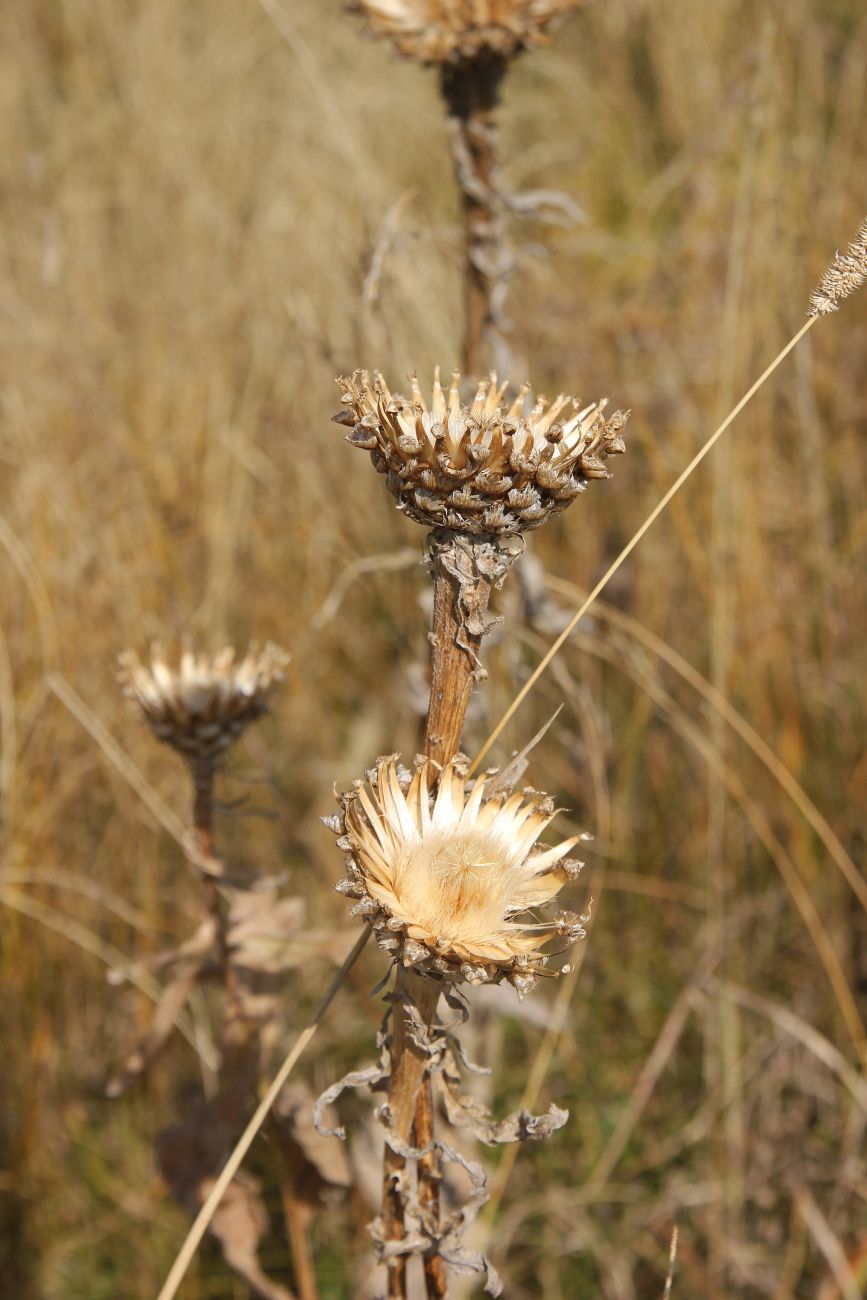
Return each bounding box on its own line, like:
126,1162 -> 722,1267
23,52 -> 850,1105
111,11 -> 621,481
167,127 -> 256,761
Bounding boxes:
335,368 -> 628,537
119,643 -> 288,761
328,754 -> 587,995
352,0 -> 584,63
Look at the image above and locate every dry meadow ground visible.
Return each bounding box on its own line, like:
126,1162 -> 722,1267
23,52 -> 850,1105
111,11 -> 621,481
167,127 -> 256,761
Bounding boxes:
1,0 -> 866,1296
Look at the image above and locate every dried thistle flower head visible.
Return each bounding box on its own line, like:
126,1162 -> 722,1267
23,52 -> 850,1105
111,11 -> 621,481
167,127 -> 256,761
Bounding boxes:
808,216 -> 867,317
119,643 -> 289,762
327,754 -> 586,995
334,369 -> 628,536
352,0 -> 584,63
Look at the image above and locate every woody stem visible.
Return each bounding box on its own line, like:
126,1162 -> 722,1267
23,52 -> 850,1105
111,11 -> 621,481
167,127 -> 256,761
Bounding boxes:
424,541 -> 494,767
190,758 -> 240,1016
441,53 -> 506,378
383,533 -> 498,1299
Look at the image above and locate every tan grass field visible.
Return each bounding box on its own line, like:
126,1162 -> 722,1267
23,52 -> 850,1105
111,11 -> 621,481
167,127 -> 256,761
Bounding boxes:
1,0 -> 866,1295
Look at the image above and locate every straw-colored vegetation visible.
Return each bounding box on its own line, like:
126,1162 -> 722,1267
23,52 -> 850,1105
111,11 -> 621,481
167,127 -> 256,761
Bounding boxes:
1,0 -> 866,1296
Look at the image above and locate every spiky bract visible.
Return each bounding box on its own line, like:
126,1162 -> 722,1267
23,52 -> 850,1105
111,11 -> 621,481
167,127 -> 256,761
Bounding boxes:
119,643 -> 288,762
335,369 -> 628,537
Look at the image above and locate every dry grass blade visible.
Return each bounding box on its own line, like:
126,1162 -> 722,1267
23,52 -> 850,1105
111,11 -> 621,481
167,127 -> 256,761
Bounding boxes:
568,628 -> 866,1056
0,511 -> 59,674
155,927 -> 370,1300
722,983 -> 867,1113
544,576 -> 867,916
469,316 -> 816,773
483,617 -> 866,1233
47,672 -> 186,847
310,547 -> 418,629
662,1225 -> 679,1300
0,884 -> 215,1069
255,0 -> 374,201
0,624 -> 16,839
795,1186 -> 862,1300
583,969 -> 705,1193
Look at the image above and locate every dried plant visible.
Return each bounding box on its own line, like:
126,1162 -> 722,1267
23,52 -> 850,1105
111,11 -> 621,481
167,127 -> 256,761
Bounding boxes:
118,642 -> 288,766
351,0 -> 585,64
116,641 -> 347,1298
326,363 -> 623,1295
354,2 -> 586,374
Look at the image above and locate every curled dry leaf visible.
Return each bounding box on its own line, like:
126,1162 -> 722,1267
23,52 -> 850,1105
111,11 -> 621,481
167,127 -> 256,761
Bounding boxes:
205,1173 -> 296,1300
439,1050 -> 568,1143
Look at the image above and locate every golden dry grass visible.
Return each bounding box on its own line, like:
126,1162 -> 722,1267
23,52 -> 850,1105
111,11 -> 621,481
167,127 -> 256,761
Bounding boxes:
1,0 -> 866,1295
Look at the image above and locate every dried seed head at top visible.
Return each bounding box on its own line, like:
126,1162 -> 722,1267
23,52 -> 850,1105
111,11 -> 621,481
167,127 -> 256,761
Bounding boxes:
351,0 -> 584,63
326,754 -> 587,996
335,368 -> 628,537
807,216 -> 867,317
119,643 -> 289,762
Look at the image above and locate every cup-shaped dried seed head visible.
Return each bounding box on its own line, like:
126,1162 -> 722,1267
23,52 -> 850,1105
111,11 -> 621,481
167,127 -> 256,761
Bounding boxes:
334,368 -> 628,537
119,643 -> 289,762
327,754 -> 586,995
351,0 -> 584,63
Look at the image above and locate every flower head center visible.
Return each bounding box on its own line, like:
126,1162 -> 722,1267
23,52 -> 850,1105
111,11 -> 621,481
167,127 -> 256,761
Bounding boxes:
395,829 -> 517,942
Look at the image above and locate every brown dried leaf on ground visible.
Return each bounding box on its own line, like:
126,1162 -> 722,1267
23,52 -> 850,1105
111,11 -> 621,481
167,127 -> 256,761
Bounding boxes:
205,1172 -> 296,1300
273,1083 -> 353,1199
105,965 -> 201,1098
228,885 -> 353,975
156,1065 -> 295,1300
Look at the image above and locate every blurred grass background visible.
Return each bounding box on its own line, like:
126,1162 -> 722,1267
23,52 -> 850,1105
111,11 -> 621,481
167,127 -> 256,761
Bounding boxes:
1,0 -> 866,1295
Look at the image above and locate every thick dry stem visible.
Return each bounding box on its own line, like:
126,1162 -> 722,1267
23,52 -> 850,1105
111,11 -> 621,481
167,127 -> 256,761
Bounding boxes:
424,542 -> 494,767
383,971 -> 442,1298
442,55 -> 506,377
415,1075 -> 448,1299
191,761 -> 226,967
383,532 -> 507,1295
190,758 -> 244,1031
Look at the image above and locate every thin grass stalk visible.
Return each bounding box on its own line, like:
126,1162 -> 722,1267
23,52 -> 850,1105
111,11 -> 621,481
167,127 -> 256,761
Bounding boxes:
542,578 -> 867,915
707,144 -> 754,1282
468,315 -> 817,773
562,627 -> 867,1056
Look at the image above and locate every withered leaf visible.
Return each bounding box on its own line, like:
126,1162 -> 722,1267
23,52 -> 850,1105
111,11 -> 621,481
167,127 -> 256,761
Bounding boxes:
439,1060 -> 568,1144
205,1172 -> 296,1300
272,1083 -> 352,1202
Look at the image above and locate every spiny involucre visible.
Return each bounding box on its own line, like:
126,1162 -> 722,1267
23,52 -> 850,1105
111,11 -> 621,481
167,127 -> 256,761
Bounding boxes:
119,643 -> 288,761
351,0 -> 585,63
335,368 -> 628,537
326,754 -> 587,996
